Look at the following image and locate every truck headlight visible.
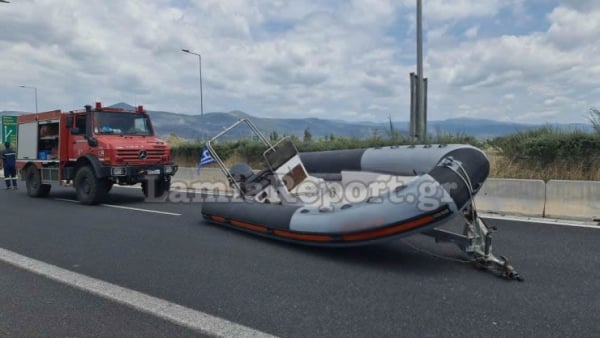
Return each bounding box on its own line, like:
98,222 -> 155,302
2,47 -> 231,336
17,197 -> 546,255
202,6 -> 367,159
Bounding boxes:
164,165 -> 174,174
111,167 -> 127,176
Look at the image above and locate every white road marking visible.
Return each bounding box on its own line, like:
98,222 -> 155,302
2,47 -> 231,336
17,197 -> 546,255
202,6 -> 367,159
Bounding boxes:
51,196 -> 600,227
54,198 -> 79,203
54,198 -> 182,216
481,213 -> 600,229
0,247 -> 276,338
99,204 -> 182,216
114,184 -> 233,196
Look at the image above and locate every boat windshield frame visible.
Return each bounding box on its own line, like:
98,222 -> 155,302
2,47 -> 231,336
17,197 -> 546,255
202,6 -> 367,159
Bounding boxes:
206,119 -> 273,197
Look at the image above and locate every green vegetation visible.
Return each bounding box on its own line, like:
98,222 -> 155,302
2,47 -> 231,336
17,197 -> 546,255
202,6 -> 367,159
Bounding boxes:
169,116 -> 600,181
171,132 -> 482,167
489,126 -> 600,163
487,126 -> 600,181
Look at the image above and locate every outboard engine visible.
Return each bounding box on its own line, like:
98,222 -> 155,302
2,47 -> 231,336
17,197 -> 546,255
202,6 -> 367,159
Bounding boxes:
229,163 -> 254,184
229,163 -> 273,197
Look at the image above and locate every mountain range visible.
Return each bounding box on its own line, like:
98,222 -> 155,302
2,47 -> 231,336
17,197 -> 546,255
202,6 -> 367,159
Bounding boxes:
1,102 -> 593,141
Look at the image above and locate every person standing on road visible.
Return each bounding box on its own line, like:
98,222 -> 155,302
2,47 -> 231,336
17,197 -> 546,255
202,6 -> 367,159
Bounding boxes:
1,142 -> 17,190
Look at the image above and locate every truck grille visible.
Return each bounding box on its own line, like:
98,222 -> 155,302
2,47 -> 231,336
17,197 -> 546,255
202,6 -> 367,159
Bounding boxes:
117,149 -> 165,162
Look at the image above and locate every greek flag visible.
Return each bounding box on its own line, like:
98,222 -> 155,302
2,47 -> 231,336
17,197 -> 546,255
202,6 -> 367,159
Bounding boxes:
197,146 -> 216,173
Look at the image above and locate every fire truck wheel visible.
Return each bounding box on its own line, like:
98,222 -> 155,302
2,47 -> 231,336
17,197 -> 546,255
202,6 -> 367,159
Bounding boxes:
74,166 -> 107,205
25,166 -> 50,197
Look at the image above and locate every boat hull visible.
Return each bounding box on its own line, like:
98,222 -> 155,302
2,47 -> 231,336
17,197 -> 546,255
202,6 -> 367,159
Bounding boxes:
201,144 -> 489,247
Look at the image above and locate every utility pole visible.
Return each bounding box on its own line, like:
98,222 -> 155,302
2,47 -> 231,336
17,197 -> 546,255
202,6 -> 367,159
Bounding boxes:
19,85 -> 38,113
416,0 -> 426,140
181,49 -> 204,118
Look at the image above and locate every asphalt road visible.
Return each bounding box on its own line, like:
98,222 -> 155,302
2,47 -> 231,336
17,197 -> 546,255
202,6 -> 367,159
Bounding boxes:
1,185 -> 599,337
0,261 -> 202,337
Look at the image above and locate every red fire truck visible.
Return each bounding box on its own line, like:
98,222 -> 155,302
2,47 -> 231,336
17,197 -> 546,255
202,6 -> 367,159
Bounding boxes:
15,102 -> 177,204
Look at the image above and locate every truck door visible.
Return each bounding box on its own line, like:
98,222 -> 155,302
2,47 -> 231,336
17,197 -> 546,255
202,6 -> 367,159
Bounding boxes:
69,113 -> 89,160
17,121 -> 38,160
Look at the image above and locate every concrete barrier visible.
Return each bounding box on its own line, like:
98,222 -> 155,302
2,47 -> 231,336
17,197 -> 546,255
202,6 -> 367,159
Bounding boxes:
173,167 -> 232,193
174,167 -> 227,183
172,168 -> 597,221
545,180 -> 600,221
475,178 -> 546,217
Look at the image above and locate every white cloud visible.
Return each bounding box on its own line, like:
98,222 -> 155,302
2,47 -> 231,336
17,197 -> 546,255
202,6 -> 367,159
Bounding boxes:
464,26 -> 479,39
547,6 -> 600,49
0,0 -> 599,126
424,0 -> 504,22
562,0 -> 600,11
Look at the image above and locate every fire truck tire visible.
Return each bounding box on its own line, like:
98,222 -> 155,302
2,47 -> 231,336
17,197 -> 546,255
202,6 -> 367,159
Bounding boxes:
74,166 -> 107,205
25,166 -> 50,198
142,176 -> 170,198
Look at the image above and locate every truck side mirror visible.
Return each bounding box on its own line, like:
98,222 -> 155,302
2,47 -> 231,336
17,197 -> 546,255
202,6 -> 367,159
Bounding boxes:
70,127 -> 81,135
87,137 -> 98,147
66,116 -> 73,127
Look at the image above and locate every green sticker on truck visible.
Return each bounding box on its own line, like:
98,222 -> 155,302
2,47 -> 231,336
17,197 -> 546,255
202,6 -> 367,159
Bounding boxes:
1,116 -> 18,147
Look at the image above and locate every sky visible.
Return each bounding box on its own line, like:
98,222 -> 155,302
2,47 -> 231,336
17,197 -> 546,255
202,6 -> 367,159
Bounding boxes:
1,0 -> 599,124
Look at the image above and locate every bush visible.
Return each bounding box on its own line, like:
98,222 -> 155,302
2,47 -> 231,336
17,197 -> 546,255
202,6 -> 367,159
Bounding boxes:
171,132 -> 484,167
491,127 -> 600,162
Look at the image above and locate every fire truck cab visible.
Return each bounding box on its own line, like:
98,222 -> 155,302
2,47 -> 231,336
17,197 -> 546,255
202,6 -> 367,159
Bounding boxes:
16,102 -> 177,204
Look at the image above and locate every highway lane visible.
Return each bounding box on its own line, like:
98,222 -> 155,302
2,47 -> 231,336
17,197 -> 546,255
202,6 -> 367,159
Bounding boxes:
0,261 -> 202,337
1,185 -> 600,337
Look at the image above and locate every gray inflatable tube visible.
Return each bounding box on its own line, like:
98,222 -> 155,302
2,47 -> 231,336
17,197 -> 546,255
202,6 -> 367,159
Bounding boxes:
201,144 -> 490,247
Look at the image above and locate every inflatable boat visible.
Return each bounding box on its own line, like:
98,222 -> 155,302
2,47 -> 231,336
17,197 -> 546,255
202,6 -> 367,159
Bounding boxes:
200,119 -> 522,280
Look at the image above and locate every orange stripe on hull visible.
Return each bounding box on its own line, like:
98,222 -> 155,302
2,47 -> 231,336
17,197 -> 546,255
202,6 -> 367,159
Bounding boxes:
230,220 -> 268,233
273,230 -> 332,242
211,215 -> 226,223
209,213 -> 438,244
342,215 -> 435,242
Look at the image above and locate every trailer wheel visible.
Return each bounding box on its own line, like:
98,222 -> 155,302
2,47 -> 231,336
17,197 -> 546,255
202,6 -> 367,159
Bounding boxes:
142,176 -> 170,199
74,166 -> 107,205
25,166 -> 50,197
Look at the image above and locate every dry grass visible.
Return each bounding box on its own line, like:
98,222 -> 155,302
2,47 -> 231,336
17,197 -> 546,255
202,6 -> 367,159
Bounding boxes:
174,148 -> 600,181
172,154 -> 196,167
487,149 -> 600,181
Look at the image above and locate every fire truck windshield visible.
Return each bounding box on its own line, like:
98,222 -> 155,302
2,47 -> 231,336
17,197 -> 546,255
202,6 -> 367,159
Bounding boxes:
94,112 -> 153,136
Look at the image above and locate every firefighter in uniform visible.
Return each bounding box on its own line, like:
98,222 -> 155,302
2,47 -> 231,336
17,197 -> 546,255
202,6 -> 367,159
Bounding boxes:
1,142 -> 17,190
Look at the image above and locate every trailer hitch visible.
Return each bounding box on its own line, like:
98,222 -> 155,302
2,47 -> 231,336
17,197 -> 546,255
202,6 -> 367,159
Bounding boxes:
423,205 -> 523,281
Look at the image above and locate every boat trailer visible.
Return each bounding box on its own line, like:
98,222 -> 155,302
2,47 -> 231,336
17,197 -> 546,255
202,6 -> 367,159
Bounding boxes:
204,119 -> 523,281
423,205 -> 523,281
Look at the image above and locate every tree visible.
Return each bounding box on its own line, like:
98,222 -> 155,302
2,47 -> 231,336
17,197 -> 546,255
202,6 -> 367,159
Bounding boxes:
589,108 -> 600,135
371,128 -> 380,141
386,114 -> 400,143
303,128 -> 312,143
269,130 -> 279,142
